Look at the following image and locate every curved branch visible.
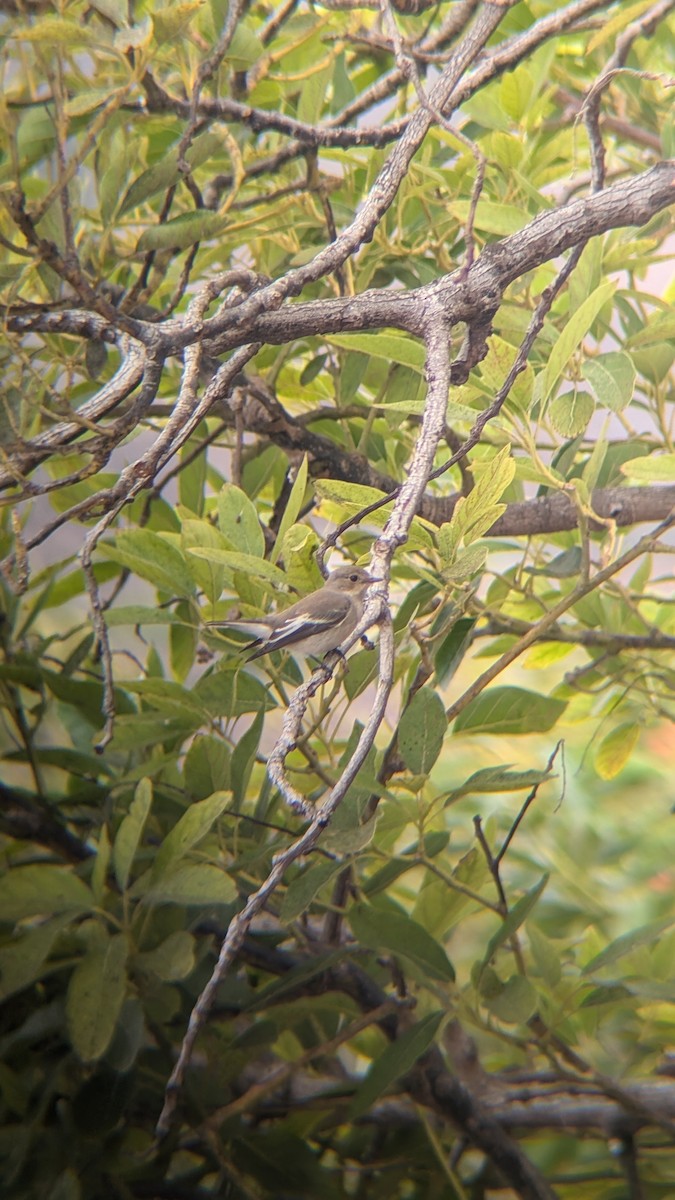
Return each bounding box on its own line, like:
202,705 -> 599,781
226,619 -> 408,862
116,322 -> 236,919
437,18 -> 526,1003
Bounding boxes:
0,339 -> 147,491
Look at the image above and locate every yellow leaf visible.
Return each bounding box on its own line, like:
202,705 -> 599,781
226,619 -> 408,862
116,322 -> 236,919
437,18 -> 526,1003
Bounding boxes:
595,723 -> 640,780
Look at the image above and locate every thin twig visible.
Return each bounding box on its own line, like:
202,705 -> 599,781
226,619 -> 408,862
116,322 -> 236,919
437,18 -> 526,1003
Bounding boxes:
446,511 -> 675,724
496,742 -> 564,867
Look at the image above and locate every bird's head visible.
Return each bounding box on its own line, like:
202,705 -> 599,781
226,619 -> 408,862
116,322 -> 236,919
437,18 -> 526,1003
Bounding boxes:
327,565 -> 376,594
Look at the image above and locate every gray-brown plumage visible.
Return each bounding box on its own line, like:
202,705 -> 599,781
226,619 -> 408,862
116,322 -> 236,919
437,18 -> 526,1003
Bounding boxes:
208,565 -> 375,660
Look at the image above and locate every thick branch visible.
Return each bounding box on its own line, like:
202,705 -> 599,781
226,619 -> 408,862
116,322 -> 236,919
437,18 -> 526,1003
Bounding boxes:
5,164 -> 673,508
197,162 -> 675,353
486,1080 -> 675,1136
7,163 -> 671,359
488,485 -> 675,537
0,783 -> 93,864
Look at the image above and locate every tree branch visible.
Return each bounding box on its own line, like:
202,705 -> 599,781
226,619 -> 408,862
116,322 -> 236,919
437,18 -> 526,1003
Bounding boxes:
196,161 -> 675,353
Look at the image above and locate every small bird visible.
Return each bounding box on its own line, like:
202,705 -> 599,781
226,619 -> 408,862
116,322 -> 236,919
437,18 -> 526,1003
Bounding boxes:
207,565 -> 376,661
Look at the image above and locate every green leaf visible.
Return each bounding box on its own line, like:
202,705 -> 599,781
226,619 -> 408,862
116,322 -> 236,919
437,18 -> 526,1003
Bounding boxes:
124,678 -> 209,722
398,689 -> 447,775
177,439 -> 204,513
249,950 -> 347,1010
141,863 -> 236,905
379,364 -> 424,413
280,524 -> 323,594
136,210 -> 227,252
182,518 -> 229,605
484,974 -> 538,1024
45,1169 -> 82,1200
479,334 -> 534,413
4,746 -> 107,776
344,646 -> 379,701
621,453 -> 675,482
450,198 -> 527,235
91,825 -> 111,905
438,446 -> 515,560
582,429 -> 607,492
120,131 -> 223,215
108,713 -> 195,750
454,687 -> 567,735
484,875 -> 549,964
412,849 -> 488,937
170,600 -> 198,682
583,916 -> 675,975
193,667 -> 275,718
104,997 -> 145,1074
364,854 -> 427,899
447,766 -> 552,802
104,530 -> 195,597
280,860 -> 345,923
297,59 -> 331,123
525,547 -> 582,578
0,913 -> 75,1001
153,0 -> 204,44
0,865 -> 93,923
189,548 -> 287,586
66,933 -> 128,1063
348,903 -> 455,982
542,281 -> 616,402
224,20 -> 263,67
65,88 -> 122,118
349,1011 -> 445,1119
89,0 -> 128,28
500,68 -> 534,122
314,479 -> 435,549
217,484 -> 265,556
42,670 -> 135,725
442,545 -> 488,582
113,778 -> 152,892
230,710 -> 264,807
136,931 -> 196,981
549,391 -> 594,437
594,722 -> 640,780
271,456 -> 309,564
627,308 -> 675,348
105,605 -> 183,626
299,354 -> 327,386
580,983 -> 633,1009
527,923 -> 562,988
152,791 -> 230,879
325,332 -> 426,372
12,16 -> 97,44
184,735 -> 231,799
582,351 -> 635,411
322,810 -> 379,855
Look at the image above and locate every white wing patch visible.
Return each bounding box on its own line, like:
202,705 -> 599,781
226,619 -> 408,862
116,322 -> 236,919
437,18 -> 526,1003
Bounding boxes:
265,604 -> 346,649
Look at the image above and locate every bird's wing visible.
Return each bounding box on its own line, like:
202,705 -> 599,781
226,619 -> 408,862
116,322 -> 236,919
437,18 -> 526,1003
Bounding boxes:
261,593 -> 352,653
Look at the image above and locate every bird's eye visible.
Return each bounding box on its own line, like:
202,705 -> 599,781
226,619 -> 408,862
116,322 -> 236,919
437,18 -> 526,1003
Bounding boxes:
349,573 -> 359,582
